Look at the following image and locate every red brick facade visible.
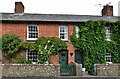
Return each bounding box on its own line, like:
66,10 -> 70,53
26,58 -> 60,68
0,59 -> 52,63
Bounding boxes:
1,22 -> 75,64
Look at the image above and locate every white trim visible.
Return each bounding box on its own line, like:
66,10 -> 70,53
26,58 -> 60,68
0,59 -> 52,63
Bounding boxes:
27,24 -> 39,40
75,25 -> 79,38
59,25 -> 68,41
26,49 -> 38,63
105,53 -> 112,63
105,27 -> 111,41
26,49 -> 28,61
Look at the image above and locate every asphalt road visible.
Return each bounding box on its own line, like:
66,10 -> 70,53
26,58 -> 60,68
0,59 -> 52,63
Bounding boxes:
2,76 -> 120,79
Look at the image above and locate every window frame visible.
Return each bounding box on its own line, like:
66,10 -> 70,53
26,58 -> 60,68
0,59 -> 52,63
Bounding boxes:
105,53 -> 112,63
27,24 -> 39,40
59,25 -> 68,41
105,27 -> 111,41
26,49 -> 38,64
75,25 -> 80,38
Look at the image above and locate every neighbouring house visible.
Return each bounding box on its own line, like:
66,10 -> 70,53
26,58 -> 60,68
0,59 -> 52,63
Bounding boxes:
0,2 -> 119,67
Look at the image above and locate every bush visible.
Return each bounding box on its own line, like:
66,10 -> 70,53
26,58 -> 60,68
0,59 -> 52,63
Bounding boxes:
15,56 -> 32,64
2,34 -> 21,58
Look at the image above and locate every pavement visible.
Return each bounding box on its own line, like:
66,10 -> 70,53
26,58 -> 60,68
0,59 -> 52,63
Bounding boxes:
2,76 -> 120,79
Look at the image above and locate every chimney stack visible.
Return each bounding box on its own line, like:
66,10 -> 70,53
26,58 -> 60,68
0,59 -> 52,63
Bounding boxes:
14,2 -> 24,13
102,4 -> 113,16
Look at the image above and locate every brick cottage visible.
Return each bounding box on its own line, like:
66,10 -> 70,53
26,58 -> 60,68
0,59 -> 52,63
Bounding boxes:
0,2 -> 118,65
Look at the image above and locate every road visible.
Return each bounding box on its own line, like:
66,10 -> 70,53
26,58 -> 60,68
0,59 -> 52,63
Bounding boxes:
2,76 -> 120,79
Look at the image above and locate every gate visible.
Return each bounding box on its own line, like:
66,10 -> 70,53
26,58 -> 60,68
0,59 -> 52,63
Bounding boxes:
60,63 -> 76,76
59,51 -> 76,76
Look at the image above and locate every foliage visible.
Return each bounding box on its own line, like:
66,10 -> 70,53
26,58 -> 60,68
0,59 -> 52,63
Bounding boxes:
2,33 -> 67,64
110,21 -> 120,63
2,34 -> 21,58
15,56 -> 32,64
71,20 -> 120,70
19,42 -> 37,51
35,36 -> 67,64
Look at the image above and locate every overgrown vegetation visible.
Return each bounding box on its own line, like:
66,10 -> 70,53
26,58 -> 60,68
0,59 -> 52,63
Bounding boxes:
2,34 -> 21,58
1,34 -> 67,64
35,37 -> 67,63
71,20 -> 120,70
15,56 -> 32,64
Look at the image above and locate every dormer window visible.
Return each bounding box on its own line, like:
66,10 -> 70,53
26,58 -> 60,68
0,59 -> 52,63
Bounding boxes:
106,27 -> 111,41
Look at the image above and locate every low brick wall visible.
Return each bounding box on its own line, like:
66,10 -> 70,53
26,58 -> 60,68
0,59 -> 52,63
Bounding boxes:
2,64 -> 60,77
95,64 -> 120,76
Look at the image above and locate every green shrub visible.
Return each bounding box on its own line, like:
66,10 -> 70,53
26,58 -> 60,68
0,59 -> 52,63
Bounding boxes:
2,34 -> 21,58
15,56 -> 32,64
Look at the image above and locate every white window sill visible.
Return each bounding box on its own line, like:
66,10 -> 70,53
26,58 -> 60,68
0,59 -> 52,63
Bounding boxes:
27,38 -> 38,41
61,39 -> 68,41
106,62 -> 112,64
106,39 -> 111,41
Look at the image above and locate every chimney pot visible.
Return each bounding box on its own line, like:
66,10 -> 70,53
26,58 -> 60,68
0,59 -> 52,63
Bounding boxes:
14,2 -> 24,13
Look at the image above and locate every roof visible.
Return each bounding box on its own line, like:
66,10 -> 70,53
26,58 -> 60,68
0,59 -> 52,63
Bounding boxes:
0,13 -> 119,22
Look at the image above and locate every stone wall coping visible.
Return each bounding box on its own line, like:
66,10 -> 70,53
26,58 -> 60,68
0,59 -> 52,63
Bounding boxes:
95,64 -> 120,66
1,64 -> 60,66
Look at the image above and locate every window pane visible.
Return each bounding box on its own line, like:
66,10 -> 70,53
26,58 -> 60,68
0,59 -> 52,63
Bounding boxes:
60,33 -> 65,39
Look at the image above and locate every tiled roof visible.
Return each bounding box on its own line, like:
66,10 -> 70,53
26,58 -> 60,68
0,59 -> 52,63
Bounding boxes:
0,13 -> 119,22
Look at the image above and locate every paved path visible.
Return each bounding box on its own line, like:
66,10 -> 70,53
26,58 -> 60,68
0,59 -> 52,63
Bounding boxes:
2,76 -> 120,79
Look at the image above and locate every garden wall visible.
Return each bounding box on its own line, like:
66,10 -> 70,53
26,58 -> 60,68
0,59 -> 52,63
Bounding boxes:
76,64 -> 82,76
2,64 -> 60,77
95,64 -> 120,76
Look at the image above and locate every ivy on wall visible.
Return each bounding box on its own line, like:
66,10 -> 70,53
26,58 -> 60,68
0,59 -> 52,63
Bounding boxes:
71,20 -> 120,70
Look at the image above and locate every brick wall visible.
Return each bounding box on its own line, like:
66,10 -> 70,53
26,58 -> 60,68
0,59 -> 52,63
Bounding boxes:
2,23 -> 74,41
49,54 -> 59,64
95,64 -> 120,76
2,23 -> 27,41
2,64 -> 60,77
2,22 -> 75,64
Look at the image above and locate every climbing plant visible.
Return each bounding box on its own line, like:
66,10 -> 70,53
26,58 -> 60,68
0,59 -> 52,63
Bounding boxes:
35,36 -> 67,63
71,20 -> 120,70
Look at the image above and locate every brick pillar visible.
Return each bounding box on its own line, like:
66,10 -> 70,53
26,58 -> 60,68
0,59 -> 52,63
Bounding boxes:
66,42 -> 75,64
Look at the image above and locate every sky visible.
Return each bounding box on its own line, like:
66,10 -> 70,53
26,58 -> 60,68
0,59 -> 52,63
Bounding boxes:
0,0 -> 120,16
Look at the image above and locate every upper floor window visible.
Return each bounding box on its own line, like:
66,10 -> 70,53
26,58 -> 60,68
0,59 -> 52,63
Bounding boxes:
75,26 -> 80,38
106,27 -> 111,41
105,53 -> 112,63
26,49 -> 38,64
59,26 -> 68,41
27,25 -> 38,40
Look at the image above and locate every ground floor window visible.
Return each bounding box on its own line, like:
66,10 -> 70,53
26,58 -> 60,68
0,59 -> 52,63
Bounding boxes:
105,53 -> 112,63
26,49 -> 38,63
